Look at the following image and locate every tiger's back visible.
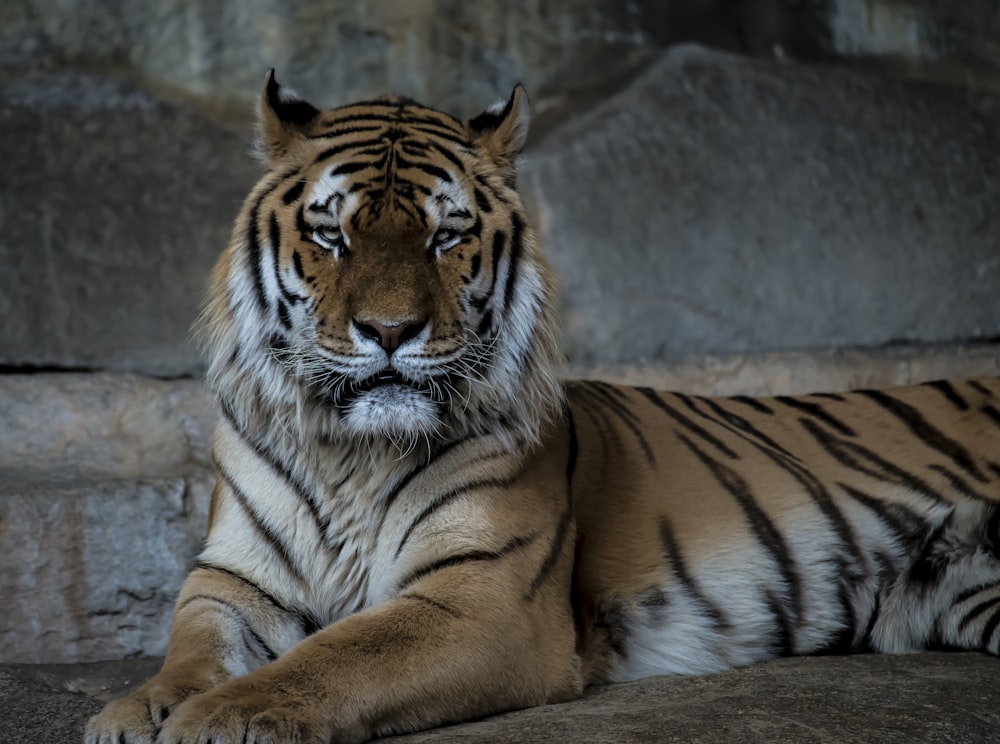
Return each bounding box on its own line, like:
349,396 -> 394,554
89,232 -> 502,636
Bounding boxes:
568,377 -> 1000,682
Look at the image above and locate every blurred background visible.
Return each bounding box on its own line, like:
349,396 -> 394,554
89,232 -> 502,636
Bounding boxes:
1,1 -> 999,664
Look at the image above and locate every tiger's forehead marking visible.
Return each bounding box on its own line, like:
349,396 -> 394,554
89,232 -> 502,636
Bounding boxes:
300,101 -> 477,233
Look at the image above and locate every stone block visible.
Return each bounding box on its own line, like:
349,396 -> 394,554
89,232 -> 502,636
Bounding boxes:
0,373 -> 216,479
0,471 -> 212,664
523,45 -> 1000,365
0,49 -> 260,375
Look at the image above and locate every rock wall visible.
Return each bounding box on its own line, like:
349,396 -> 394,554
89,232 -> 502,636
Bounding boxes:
2,24 -> 999,373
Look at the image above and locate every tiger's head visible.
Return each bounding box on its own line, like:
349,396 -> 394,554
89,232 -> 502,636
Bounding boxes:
198,72 -> 561,452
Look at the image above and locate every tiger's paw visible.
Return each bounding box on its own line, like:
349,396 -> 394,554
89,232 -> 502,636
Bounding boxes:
84,676 -> 212,744
156,682 -> 337,744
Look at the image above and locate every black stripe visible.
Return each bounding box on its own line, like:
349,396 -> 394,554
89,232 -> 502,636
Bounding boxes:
839,483 -> 926,547
395,154 -> 453,183
695,396 -> 800,462
526,506 -> 572,600
579,383 -> 655,464
860,389 -> 987,483
307,124 -> 385,140
730,395 -> 774,414
799,417 -> 950,505
659,518 -> 728,629
375,437 -> 471,533
981,404 -> 1000,430
968,380 -> 996,398
245,168 -> 299,314
292,250 -> 305,279
637,388 -> 739,460
485,229 -> 506,304
269,213 -> 307,308
281,180 -> 306,205
213,455 -> 305,583
401,593 -> 462,618
395,476 -> 516,558
776,396 -> 856,437
316,137 -> 386,163
677,433 -> 803,627
398,533 -> 535,589
811,393 -> 846,402
192,561 -> 320,635
220,404 -> 329,539
476,308 -> 494,338
174,594 -> 277,661
428,140 -> 466,172
765,588 -> 795,656
500,212 -> 524,312
928,464 -> 992,502
316,112 -> 400,128
276,300 -> 291,329
409,124 -> 471,147
924,379 -> 969,411
981,605 -> 1000,649
331,160 -> 373,176
958,594 -> 1000,633
565,403 -> 579,484
474,187 -> 493,213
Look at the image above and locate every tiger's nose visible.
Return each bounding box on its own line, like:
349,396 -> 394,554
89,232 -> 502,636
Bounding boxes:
352,318 -> 428,355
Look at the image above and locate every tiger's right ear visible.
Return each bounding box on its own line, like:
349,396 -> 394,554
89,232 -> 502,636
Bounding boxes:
255,70 -> 320,165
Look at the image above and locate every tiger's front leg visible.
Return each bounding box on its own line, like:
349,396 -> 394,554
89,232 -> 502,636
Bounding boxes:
156,561 -> 582,744
84,565 -> 308,744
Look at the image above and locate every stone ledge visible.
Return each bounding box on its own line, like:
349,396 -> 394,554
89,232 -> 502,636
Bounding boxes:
3,652 -> 997,743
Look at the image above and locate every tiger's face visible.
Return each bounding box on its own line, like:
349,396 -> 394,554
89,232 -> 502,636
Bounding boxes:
200,73 -> 560,448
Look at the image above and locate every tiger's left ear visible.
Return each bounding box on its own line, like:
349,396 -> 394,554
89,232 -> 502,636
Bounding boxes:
467,85 -> 531,175
255,70 -> 320,165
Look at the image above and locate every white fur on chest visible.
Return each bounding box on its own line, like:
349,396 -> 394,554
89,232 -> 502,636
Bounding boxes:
201,418 -> 508,628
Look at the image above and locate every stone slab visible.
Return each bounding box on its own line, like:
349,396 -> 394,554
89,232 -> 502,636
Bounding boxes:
0,472 -> 212,664
0,372 -> 216,479
0,42 -> 260,375
2,652 -> 998,743
523,45 -> 1000,365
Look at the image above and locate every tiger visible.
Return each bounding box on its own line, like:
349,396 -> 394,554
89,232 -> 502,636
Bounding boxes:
86,71 -> 1000,744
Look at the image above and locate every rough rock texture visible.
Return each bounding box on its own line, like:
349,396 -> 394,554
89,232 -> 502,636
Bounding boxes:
0,1 -> 667,118
0,374 -> 216,663
3,653 -> 998,743
523,44 -> 1000,365
0,473 -> 213,663
0,35 -> 260,375
3,39 -> 1000,375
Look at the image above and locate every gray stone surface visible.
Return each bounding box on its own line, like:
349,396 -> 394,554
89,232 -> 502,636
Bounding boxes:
0,37 -> 260,375
0,373 -> 216,663
523,45 -> 1000,365
0,472 -> 213,664
2,653 -> 998,743
3,37 -> 1000,375
0,1 -> 665,119
0,372 -> 216,479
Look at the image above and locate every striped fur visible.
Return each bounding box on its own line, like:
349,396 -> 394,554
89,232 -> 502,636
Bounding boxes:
87,75 -> 1000,744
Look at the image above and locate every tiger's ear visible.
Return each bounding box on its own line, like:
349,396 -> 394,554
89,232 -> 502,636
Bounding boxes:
255,70 -> 320,165
467,85 -> 531,174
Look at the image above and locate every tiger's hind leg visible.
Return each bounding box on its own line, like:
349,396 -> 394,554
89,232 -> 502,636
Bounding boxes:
870,500 -> 1000,654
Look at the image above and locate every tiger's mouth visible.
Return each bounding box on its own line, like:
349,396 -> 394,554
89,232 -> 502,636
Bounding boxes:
331,368 -> 447,411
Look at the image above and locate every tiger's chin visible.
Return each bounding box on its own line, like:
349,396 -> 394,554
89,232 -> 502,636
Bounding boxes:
340,386 -> 445,448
